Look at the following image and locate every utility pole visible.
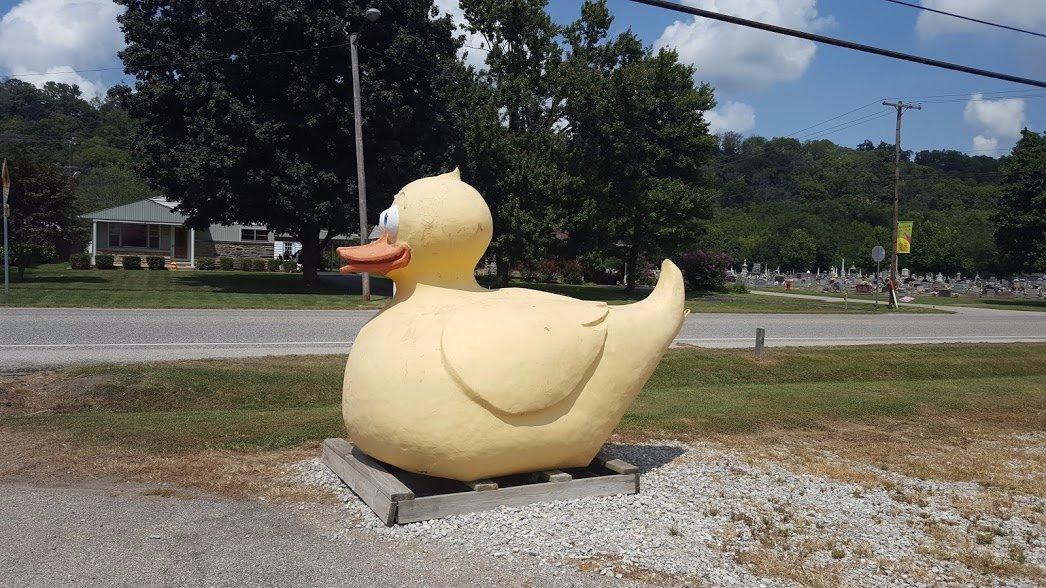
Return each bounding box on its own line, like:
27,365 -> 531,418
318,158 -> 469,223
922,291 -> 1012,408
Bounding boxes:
349,32 -> 371,301
2,159 -> 9,300
882,100 -> 921,307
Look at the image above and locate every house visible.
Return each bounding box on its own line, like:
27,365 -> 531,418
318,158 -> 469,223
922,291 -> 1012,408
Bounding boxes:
80,197 -> 278,268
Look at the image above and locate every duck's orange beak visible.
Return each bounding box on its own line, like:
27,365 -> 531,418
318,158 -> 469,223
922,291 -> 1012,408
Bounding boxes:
337,233 -> 411,275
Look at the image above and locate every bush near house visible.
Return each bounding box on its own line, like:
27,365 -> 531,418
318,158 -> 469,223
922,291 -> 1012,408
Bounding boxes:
281,260 -> 297,273
218,257 -> 234,271
69,253 -> 91,269
95,254 -> 115,270
561,260 -> 585,285
266,258 -> 282,272
146,256 -> 166,270
196,257 -> 216,270
122,256 -> 142,270
534,259 -> 560,283
677,250 -> 731,292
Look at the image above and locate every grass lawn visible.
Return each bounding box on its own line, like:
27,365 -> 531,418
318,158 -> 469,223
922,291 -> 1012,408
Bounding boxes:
3,343 -> 1042,453
2,263 -> 389,309
755,286 -> 1046,313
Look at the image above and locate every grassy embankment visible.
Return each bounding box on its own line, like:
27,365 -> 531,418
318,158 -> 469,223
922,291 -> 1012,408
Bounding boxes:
4,263 -> 936,313
753,285 -> 1046,313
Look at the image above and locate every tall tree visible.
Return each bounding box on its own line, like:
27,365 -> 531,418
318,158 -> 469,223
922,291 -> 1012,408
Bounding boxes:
116,0 -> 463,284
2,157 -> 83,278
994,129 -> 1045,273
453,0 -> 572,286
564,7 -> 716,289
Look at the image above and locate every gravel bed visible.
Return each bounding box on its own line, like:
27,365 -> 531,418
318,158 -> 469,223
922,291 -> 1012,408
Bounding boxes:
292,441 -> 1044,587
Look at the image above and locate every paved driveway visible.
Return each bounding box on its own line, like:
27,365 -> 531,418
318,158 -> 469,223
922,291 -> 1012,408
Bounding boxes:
2,305 -> 1044,373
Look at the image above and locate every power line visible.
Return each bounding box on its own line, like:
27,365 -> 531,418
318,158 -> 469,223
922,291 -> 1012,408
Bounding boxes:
879,0 -> 1046,39
625,0 -> 1046,88
785,101 -> 880,137
797,110 -> 893,140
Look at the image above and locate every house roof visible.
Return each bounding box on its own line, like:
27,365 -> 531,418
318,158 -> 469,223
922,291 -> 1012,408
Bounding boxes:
80,197 -> 189,225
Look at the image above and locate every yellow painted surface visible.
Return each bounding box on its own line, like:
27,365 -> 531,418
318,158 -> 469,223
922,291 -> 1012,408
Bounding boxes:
341,170 -> 685,481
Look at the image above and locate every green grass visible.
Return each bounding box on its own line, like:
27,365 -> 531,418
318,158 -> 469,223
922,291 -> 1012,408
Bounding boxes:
516,281 -> 939,313
756,286 -> 1046,313
3,263 -> 389,309
4,344 -> 1043,452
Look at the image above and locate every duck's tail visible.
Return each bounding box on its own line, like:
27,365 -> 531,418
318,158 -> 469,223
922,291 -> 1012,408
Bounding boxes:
614,259 -> 686,348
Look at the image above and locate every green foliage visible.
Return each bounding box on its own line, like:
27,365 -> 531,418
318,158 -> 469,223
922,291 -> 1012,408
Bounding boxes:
266,258 -> 282,272
69,253 -> 91,270
677,250 -> 731,292
730,281 -> 749,294
534,259 -> 560,283
218,257 -> 235,271
195,257 -> 216,270
94,254 -> 115,270
146,256 -> 166,270
122,255 -> 142,270
281,260 -> 298,273
561,259 -> 585,284
2,157 -> 84,278
115,0 -> 463,283
994,129 -> 1045,273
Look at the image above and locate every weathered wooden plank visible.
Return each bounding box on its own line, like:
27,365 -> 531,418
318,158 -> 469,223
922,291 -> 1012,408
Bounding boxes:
593,450 -> 639,475
325,439 -> 413,500
322,439 -> 414,526
466,479 -> 498,491
396,473 -> 637,524
529,469 -> 572,483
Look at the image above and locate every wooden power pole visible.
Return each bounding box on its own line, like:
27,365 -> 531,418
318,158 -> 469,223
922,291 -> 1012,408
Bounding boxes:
882,100 -> 921,307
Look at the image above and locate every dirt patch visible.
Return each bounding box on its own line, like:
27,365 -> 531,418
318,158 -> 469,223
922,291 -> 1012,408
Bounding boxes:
0,371 -> 122,415
0,427 -> 331,503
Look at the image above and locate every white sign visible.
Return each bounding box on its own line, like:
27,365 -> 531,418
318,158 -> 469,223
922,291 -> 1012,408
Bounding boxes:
871,245 -> 886,263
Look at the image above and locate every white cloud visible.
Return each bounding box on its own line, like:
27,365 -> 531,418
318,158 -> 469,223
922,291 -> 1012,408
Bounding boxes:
706,101 -> 756,134
963,93 -> 1026,139
0,0 -> 123,99
432,0 -> 488,69
654,0 -> 835,91
971,135 -> 998,152
916,0 -> 1046,39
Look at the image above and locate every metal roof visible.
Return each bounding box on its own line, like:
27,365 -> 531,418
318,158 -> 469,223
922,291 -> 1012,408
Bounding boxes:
80,197 -> 189,224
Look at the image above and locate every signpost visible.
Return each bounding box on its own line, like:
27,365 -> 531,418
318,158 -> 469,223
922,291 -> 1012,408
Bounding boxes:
2,159 -> 9,299
871,245 -> 886,309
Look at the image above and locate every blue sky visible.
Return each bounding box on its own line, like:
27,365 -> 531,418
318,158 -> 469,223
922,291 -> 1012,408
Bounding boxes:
1,0 -> 1041,154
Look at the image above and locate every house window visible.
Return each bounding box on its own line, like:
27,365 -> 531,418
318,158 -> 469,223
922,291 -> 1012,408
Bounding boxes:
148,224 -> 161,249
241,228 -> 269,241
122,224 -> 148,248
108,224 -> 121,247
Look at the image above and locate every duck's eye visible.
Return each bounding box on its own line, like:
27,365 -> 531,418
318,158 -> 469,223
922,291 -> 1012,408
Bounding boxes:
378,205 -> 399,239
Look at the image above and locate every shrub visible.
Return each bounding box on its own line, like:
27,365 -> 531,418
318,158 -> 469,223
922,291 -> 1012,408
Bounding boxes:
218,257 -> 235,271
730,280 -> 749,294
580,252 -> 622,285
238,258 -> 254,271
69,253 -> 91,269
266,258 -> 282,272
534,259 -> 560,283
633,256 -> 657,287
196,257 -> 216,270
281,260 -> 298,273
146,256 -> 166,270
95,254 -> 115,269
561,260 -> 585,285
677,250 -> 731,292
255,259 -> 269,271
122,255 -> 142,270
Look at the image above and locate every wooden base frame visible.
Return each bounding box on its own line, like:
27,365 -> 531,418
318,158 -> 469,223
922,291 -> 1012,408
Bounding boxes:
321,438 -> 639,525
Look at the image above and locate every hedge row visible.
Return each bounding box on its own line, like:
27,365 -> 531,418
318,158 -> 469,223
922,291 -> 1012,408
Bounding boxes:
196,257 -> 298,272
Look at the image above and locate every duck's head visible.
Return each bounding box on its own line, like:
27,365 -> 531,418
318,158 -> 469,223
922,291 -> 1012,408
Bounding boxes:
337,169 -> 492,287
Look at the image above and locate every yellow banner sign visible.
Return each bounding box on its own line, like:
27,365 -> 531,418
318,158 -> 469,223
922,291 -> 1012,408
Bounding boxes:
896,221 -> 913,254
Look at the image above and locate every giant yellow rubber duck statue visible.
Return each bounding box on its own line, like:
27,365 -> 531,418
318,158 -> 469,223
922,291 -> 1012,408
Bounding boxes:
337,169 -> 684,482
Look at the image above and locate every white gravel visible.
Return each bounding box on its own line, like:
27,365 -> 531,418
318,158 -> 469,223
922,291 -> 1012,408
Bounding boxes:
293,441 -> 1044,587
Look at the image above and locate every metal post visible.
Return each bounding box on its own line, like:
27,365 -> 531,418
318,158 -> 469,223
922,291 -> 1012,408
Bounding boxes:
875,260 -> 881,309
350,32 -> 371,301
2,159 -> 8,298
755,328 -> 765,359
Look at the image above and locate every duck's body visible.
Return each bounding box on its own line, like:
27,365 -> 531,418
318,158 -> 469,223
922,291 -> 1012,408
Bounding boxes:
338,171 -> 685,482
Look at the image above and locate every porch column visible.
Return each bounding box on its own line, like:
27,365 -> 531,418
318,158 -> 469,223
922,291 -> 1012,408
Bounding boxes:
91,220 -> 97,266
170,225 -> 175,258
189,228 -> 195,268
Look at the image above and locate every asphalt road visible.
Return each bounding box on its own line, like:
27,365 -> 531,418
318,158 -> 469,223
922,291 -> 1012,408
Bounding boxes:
2,305 -> 1044,373
0,481 -> 627,588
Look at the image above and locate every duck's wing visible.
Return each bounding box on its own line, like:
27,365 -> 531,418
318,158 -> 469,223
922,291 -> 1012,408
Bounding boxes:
441,298 -> 609,415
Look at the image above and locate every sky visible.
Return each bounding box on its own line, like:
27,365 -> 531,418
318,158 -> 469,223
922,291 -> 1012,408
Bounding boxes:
0,0 -> 1042,155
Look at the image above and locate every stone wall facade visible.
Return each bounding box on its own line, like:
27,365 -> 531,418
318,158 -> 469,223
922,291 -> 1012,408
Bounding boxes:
211,241 -> 274,260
